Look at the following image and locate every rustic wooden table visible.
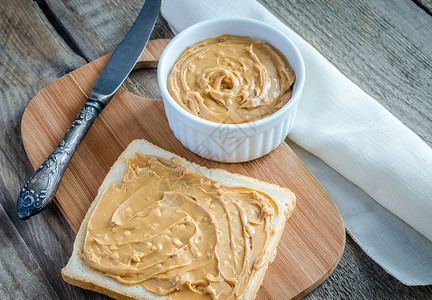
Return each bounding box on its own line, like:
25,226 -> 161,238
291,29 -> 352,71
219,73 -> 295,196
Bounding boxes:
1,0 -> 431,299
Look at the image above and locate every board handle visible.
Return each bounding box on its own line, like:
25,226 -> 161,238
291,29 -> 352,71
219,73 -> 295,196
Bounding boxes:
17,100 -> 102,219
134,39 -> 170,69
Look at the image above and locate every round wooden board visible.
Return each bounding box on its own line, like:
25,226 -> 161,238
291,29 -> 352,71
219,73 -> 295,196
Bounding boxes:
21,39 -> 345,299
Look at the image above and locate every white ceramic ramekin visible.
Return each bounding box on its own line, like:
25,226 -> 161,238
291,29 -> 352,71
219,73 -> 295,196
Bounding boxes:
157,17 -> 305,163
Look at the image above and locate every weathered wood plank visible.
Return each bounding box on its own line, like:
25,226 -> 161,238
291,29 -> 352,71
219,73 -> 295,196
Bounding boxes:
0,204 -> 57,300
415,0 -> 432,14
43,0 -> 175,99
308,236 -> 432,299
3,0 -> 431,299
43,0 -> 432,299
38,0 -> 432,298
0,0 -> 105,298
261,0 -> 432,148
42,1 -> 174,60
257,0 -> 432,298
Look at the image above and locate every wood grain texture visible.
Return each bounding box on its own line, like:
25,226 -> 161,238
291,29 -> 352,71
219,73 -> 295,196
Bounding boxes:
43,0 -> 175,100
41,2 -> 432,299
261,0 -> 432,148
258,0 -> 432,298
21,39 -> 345,300
0,204 -> 56,300
0,0 -> 106,299
415,0 -> 432,14
0,0 -> 431,299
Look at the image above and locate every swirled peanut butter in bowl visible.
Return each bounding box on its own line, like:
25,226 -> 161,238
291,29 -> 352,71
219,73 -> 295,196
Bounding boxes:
158,18 -> 305,162
167,34 -> 296,124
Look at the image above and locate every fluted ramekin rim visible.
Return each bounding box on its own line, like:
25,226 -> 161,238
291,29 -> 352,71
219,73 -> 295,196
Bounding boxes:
157,17 -> 305,132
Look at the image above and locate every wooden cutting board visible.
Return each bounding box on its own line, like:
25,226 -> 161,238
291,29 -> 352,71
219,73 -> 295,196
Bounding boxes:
21,39 -> 345,299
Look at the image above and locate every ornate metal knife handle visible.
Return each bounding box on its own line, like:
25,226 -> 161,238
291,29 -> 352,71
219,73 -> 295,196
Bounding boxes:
17,0 -> 160,220
17,97 -> 105,219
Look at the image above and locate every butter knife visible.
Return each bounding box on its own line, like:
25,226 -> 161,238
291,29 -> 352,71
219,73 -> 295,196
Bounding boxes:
17,0 -> 161,219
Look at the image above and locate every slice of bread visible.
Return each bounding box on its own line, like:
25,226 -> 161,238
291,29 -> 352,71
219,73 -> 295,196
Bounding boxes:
62,139 -> 296,300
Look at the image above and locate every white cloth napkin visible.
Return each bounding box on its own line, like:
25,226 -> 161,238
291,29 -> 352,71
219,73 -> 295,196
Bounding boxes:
161,0 -> 432,284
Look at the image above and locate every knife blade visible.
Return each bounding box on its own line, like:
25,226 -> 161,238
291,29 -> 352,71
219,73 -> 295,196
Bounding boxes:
91,0 -> 161,104
17,0 -> 161,219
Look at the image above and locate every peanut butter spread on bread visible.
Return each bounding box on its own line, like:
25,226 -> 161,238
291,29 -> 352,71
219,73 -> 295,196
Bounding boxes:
82,154 -> 278,299
167,34 -> 296,124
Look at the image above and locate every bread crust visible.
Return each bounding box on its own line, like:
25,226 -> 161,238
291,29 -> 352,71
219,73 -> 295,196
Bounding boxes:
62,139 -> 296,300
62,271 -> 137,300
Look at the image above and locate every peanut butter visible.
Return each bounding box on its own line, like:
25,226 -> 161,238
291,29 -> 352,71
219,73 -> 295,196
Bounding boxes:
82,153 -> 278,299
167,34 -> 295,124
